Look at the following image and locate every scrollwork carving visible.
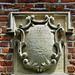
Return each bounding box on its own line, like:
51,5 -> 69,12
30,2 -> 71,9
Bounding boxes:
15,15 -> 64,72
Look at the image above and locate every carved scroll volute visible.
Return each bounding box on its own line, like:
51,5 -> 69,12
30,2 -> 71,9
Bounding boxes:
15,15 -> 64,72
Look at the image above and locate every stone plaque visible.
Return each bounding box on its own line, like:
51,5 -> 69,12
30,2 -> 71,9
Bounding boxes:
7,12 -> 73,75
14,15 -> 65,73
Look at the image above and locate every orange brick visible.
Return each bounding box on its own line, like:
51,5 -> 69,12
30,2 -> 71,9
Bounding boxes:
0,54 -> 7,59
40,0 -> 58,2
67,66 -> 74,72
2,48 -> 8,53
0,35 -> 11,41
18,0 -> 38,3
68,48 -> 75,53
2,28 -> 6,33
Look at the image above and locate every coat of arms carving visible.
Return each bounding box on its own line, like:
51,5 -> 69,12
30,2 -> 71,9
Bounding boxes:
15,15 -> 64,72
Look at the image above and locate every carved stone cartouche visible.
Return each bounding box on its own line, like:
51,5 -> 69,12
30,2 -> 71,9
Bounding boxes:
15,15 -> 64,72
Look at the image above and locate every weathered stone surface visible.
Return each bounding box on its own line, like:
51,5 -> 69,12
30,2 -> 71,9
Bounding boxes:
25,25 -> 54,64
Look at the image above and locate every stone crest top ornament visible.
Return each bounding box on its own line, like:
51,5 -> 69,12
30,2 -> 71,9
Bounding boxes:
7,12 -> 73,73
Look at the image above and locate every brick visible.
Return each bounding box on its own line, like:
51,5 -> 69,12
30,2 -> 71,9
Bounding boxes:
71,10 -> 75,15
67,4 -> 75,8
0,42 -> 8,47
56,5 -> 64,9
14,4 -> 23,9
3,5 -> 14,9
0,35 -> 11,41
0,67 -> 6,72
50,9 -> 69,11
46,4 -> 64,10
8,48 -> 14,53
67,67 -> 74,72
69,74 -> 73,75
24,4 -> 33,10
68,55 -> 71,59
68,48 -> 75,53
67,35 -> 75,41
67,42 -> 72,47
2,74 -> 8,75
62,0 -> 75,2
0,0 -> 15,3
3,4 -> 23,9
29,9 -> 50,12
0,61 -> 12,66
0,5 -> 1,9
19,9 -> 29,12
40,0 -> 58,2
46,4 -> 56,9
0,11 -> 10,15
0,23 -> 7,27
70,61 -> 75,66
7,67 -> 12,72
0,54 -> 7,59
72,55 -> 75,59
8,55 -> 12,60
9,42 -> 11,47
35,4 -> 44,8
0,17 -> 8,21
74,42 -> 75,46
2,27 -> 6,33
18,0 -> 38,3
2,48 -> 8,53
72,17 -> 75,21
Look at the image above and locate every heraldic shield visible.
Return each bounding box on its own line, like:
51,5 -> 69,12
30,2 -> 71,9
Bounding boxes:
15,15 -> 64,73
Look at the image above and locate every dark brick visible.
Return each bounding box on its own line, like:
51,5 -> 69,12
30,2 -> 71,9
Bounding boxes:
8,48 -> 14,53
67,4 -> 75,8
0,0 -> 15,3
62,0 -> 75,2
68,55 -> 71,59
35,4 -> 44,8
7,67 -> 12,72
0,42 -> 8,47
24,4 -> 33,10
40,0 -> 58,2
0,17 -> 8,21
72,17 -> 75,21
0,61 -> 12,66
71,10 -> 75,15
70,61 -> 75,66
67,42 -> 72,47
18,0 -> 38,3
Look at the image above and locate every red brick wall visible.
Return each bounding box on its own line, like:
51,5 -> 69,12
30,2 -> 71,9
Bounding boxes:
0,0 -> 75,75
